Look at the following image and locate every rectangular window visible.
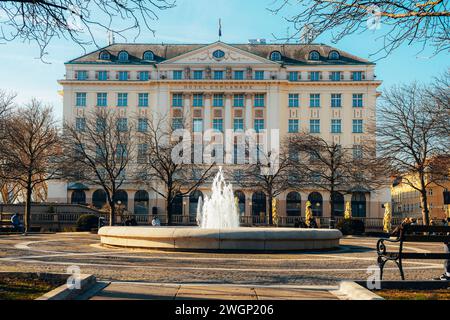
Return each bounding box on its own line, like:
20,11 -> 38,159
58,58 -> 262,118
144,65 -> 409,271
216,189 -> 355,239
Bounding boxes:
138,93 -> 149,107
352,94 -> 363,107
234,71 -> 244,80
310,119 -> 320,133
193,118 -> 203,132
254,94 -> 265,107
76,118 -> 86,132
139,71 -> 149,81
331,119 -> 342,133
310,94 -> 320,108
118,71 -> 129,81
234,119 -> 244,131
254,119 -> 265,133
138,118 -> 148,132
254,71 -> 264,80
330,71 -> 342,81
117,118 -> 128,132
310,71 -> 320,81
116,144 -> 127,158
96,93 -> 107,107
76,70 -> 88,80
213,70 -> 224,80
138,144 -> 148,162
193,70 -> 203,80
172,118 -> 183,129
331,94 -> 342,108
213,118 -> 223,132
352,71 -> 363,81
288,94 -> 299,108
172,93 -> 183,107
117,93 -> 128,107
193,94 -> 203,107
352,119 -> 363,133
173,70 -> 183,80
213,94 -> 224,107
288,119 -> 299,133
233,94 -> 244,107
353,145 -> 363,159
97,71 -> 108,81
96,118 -> 106,132
76,93 -> 87,107
289,72 -> 299,82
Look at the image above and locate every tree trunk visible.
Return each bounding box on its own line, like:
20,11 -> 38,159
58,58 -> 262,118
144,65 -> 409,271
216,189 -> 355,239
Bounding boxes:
108,200 -> 115,226
420,190 -> 430,226
24,184 -> 32,233
166,194 -> 172,226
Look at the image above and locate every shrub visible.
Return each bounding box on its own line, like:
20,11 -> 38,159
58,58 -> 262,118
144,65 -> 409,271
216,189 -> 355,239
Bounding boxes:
336,218 -> 365,235
76,214 -> 99,232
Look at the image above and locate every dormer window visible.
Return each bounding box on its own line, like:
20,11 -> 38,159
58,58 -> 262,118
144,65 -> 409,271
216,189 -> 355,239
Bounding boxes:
270,51 -> 282,61
328,51 -> 340,60
309,51 -> 320,61
118,51 -> 129,62
99,51 -> 110,60
212,50 -> 225,60
143,51 -> 154,61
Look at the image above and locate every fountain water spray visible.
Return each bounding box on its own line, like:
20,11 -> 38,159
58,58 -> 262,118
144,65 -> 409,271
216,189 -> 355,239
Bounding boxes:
197,167 -> 240,229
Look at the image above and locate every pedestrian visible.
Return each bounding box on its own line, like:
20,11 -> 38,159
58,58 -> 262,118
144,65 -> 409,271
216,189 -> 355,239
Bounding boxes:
152,216 -> 161,226
10,213 -> 22,232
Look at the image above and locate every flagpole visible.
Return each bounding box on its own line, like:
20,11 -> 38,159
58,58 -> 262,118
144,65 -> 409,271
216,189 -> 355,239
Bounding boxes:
219,18 -> 222,41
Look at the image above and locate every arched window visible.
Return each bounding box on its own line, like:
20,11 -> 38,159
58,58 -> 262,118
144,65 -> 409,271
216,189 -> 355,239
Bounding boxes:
71,190 -> 86,205
114,190 -> 128,210
352,192 -> 366,217
99,51 -> 110,60
270,51 -> 282,61
252,192 -> 266,217
170,193 -> 183,216
143,51 -> 154,61
308,192 -> 323,216
286,192 -> 301,216
234,190 -> 246,216
92,189 -> 107,209
328,50 -> 340,60
134,190 -> 149,215
212,49 -> 225,60
331,192 -> 344,216
189,190 -> 203,216
118,51 -> 129,62
309,51 -> 320,61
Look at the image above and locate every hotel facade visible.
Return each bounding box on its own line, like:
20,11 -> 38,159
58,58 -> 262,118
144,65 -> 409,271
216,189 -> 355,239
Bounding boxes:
50,41 -> 389,223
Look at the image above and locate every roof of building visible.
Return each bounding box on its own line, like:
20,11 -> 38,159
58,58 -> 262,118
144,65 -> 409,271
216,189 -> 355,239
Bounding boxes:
66,42 -> 374,66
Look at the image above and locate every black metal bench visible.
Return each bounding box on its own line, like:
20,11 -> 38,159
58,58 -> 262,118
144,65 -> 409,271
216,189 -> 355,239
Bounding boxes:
377,224 -> 450,280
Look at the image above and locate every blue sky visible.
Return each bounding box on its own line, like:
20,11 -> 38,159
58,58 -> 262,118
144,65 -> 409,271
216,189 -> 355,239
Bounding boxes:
0,0 -> 447,120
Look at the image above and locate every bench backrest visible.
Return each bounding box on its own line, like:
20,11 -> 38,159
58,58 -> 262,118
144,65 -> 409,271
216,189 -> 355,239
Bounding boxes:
400,225 -> 450,243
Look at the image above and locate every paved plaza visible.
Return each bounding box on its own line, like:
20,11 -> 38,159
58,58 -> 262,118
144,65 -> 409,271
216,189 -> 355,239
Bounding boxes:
0,233 -> 447,299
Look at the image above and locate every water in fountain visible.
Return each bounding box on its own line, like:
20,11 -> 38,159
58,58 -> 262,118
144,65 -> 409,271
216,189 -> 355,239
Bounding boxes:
196,167 -> 240,229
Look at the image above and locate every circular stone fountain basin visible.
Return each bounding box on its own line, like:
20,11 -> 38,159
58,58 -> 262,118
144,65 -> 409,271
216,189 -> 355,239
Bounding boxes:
99,227 -> 342,251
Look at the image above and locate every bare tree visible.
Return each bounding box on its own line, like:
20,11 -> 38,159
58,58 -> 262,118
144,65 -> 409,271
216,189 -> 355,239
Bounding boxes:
0,99 -> 61,232
270,0 -> 449,57
141,113 -> 214,224
62,109 -> 134,226
0,90 -> 15,119
378,81 -> 450,225
0,0 -> 176,59
287,133 -> 386,218
237,141 -> 292,225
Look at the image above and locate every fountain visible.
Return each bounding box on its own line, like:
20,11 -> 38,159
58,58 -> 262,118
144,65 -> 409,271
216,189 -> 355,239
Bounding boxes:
197,167 -> 239,229
99,167 -> 342,251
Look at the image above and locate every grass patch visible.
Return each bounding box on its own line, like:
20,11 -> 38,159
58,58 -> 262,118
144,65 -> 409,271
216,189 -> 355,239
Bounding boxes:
377,289 -> 450,300
0,275 -> 63,300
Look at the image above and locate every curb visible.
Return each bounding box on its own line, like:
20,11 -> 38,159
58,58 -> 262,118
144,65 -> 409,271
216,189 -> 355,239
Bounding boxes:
337,281 -> 384,300
36,274 -> 97,300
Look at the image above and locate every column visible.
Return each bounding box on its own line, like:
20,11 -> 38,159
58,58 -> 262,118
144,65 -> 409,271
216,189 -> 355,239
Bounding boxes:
245,93 -> 252,130
183,93 -> 191,130
204,93 -> 212,130
224,93 -> 232,130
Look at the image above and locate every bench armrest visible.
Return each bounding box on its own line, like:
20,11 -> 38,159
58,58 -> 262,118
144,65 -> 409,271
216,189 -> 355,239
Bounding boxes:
376,237 -> 401,259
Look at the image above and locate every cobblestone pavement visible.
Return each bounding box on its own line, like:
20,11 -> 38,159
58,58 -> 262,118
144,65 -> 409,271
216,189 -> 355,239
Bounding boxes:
0,233 -> 446,286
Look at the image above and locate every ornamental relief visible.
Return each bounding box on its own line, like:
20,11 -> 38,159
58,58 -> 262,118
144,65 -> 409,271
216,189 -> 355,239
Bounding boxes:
179,49 -> 261,64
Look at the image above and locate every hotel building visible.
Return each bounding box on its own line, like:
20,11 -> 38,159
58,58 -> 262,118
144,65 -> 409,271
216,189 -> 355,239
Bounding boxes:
51,41 -> 389,223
